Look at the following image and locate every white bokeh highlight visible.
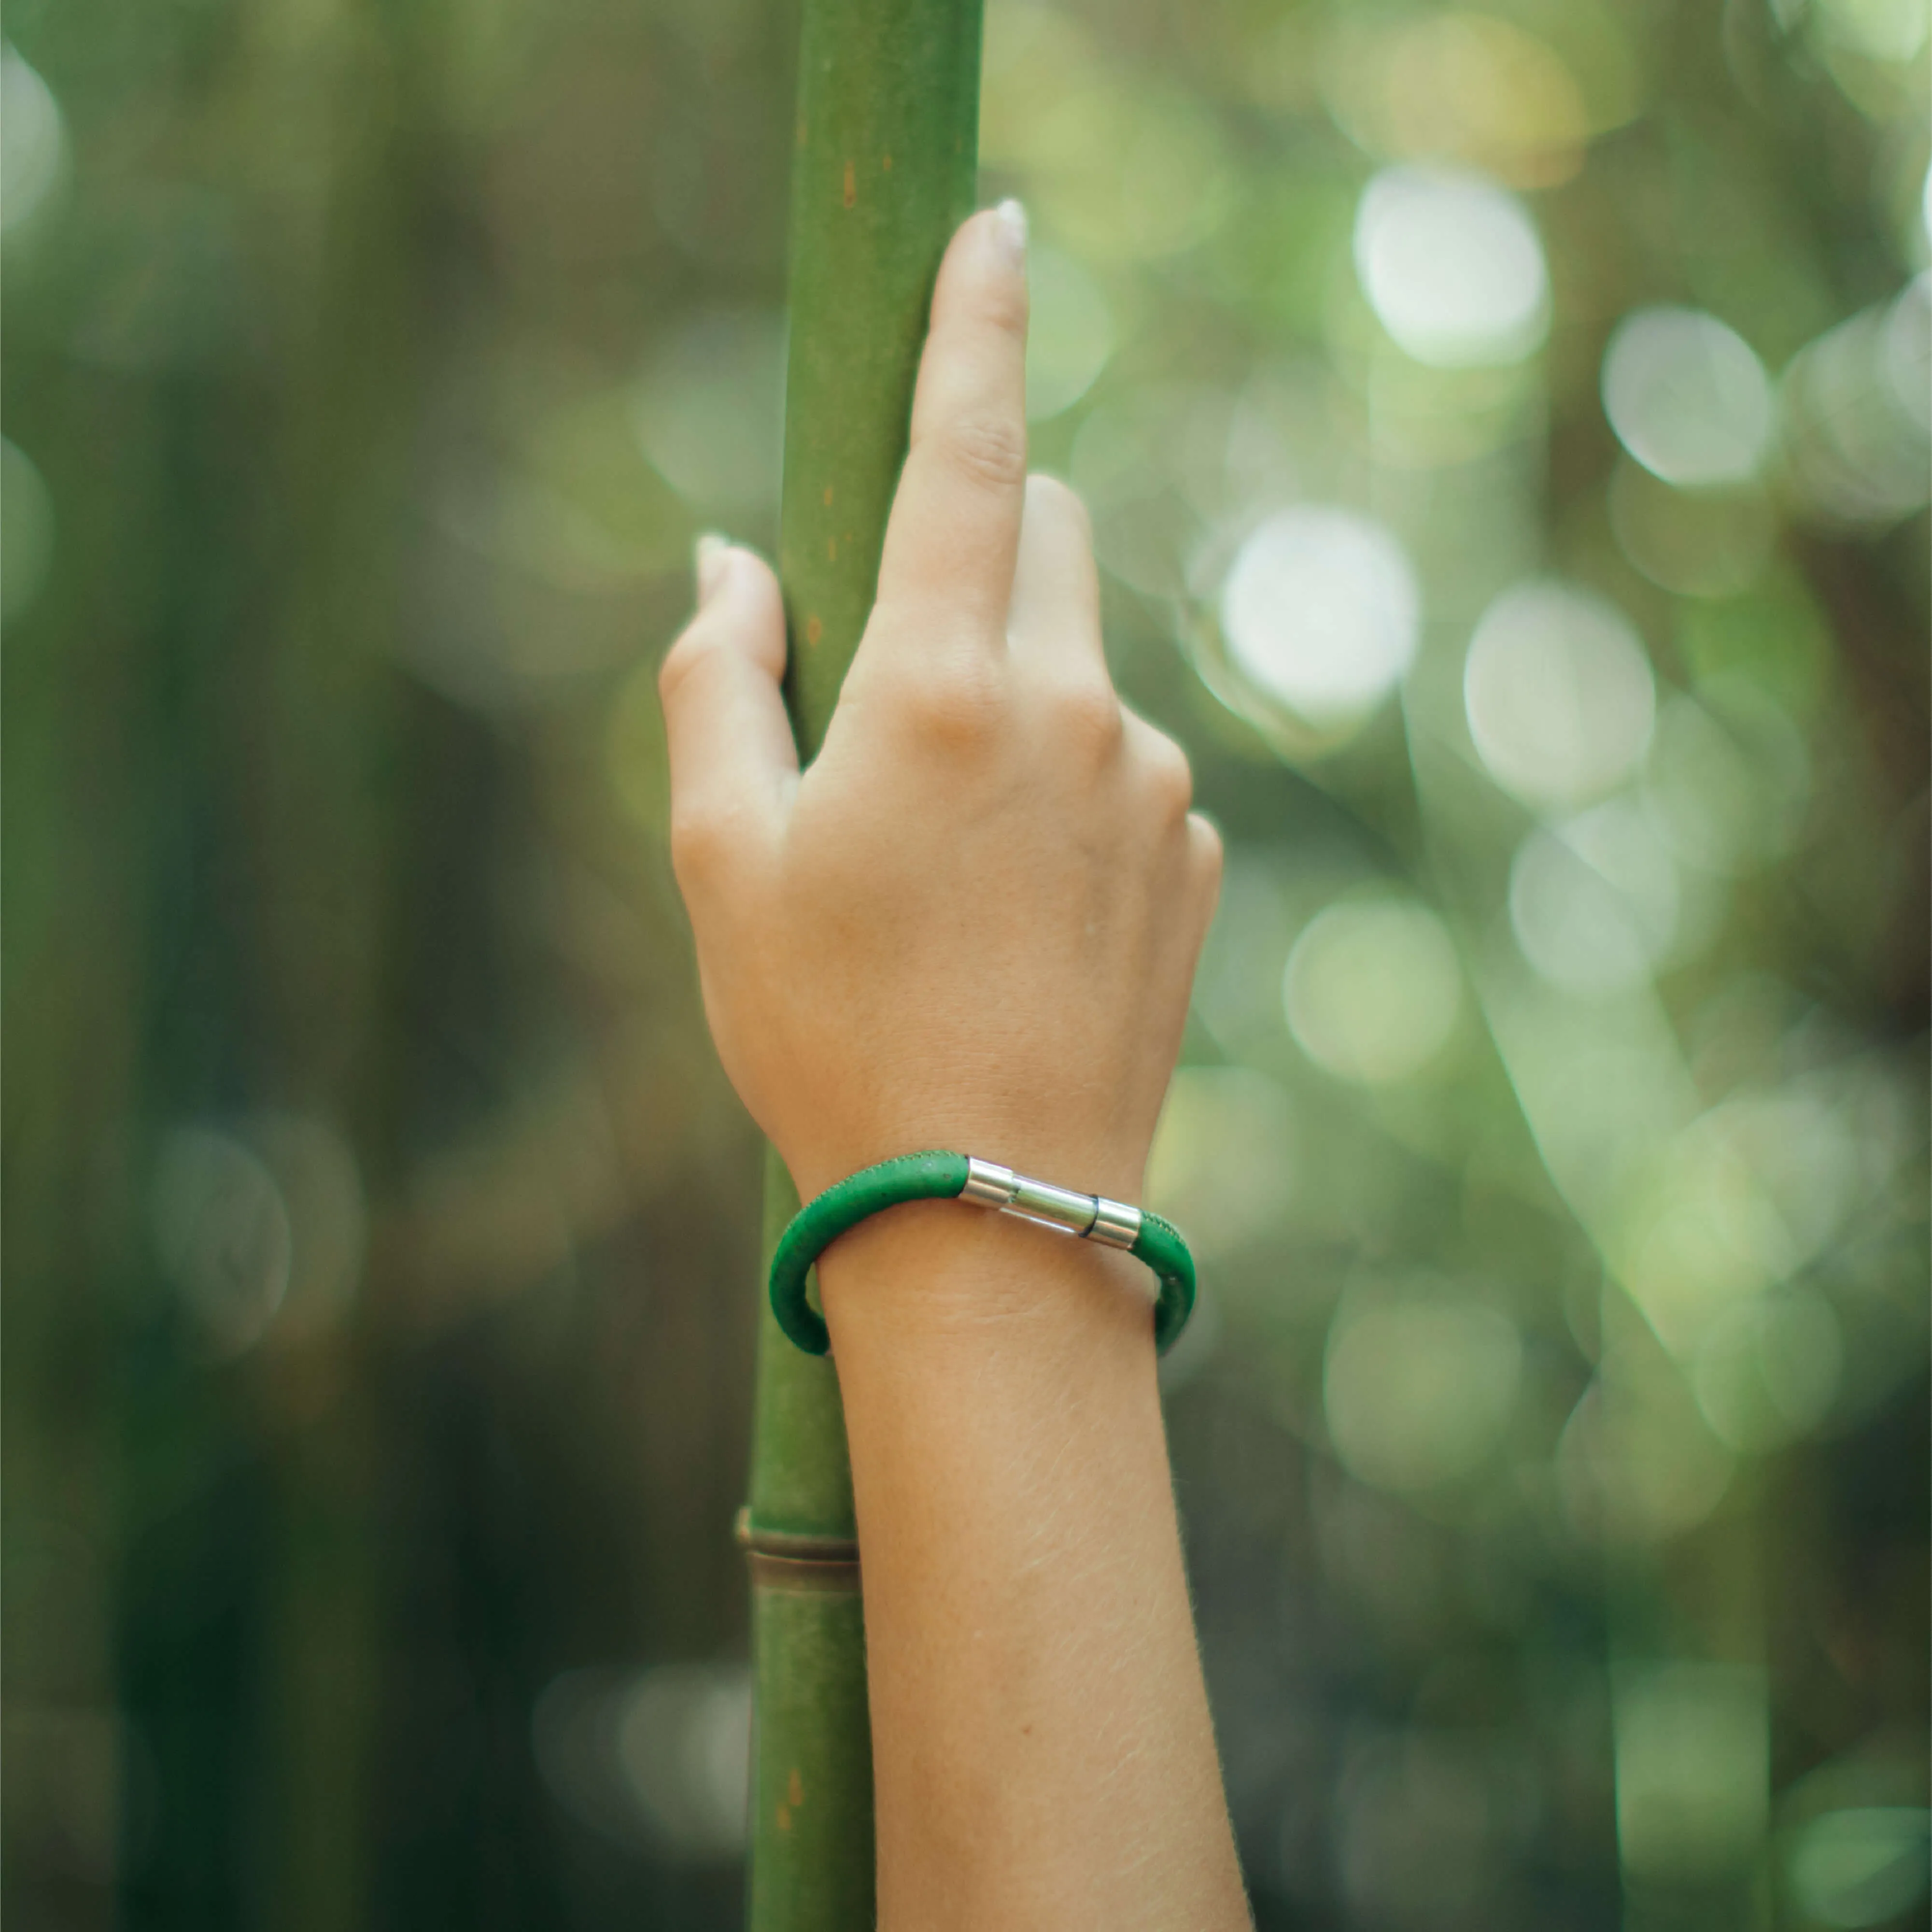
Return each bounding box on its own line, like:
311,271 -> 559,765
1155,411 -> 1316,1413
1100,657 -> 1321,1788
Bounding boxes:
1464,580 -> 1656,810
1218,507 -> 1419,731
1602,308 -> 1773,487
1,45 -> 66,237
1354,166 -> 1550,368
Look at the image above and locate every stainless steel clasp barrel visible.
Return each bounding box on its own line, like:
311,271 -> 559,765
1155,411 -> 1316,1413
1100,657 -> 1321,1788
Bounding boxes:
960,1156 -> 1142,1252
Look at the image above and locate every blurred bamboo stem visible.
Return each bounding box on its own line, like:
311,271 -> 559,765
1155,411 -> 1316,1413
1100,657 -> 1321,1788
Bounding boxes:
742,2 -> 981,1923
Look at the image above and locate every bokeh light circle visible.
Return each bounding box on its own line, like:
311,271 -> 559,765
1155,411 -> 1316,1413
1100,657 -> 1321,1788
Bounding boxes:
1787,1806 -> 1932,1932
1884,276 -> 1931,448
1025,245 -> 1114,420
1694,1289 -> 1843,1454
1560,1375 -> 1734,1545
1,46 -> 66,237
1781,280 -> 1932,526
1325,1291 -> 1523,1491
1145,1066 -> 1296,1257
1602,308 -> 1773,487
1217,507 -> 1419,731
633,311 -> 785,511
1,437 -> 54,623
152,1126 -> 293,1357
1608,460 -> 1772,598
1811,0 -> 1930,61
1509,800 -> 1680,996
1354,165 -> 1550,367
1464,580 -> 1655,809
1283,897 -> 1460,1084
1643,686 -> 1811,875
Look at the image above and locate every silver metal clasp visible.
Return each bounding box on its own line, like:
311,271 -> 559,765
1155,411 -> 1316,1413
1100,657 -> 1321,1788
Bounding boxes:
960,1155 -> 1143,1253
960,1157 -> 1019,1208
1007,1175 -> 1100,1237
1087,1196 -> 1143,1251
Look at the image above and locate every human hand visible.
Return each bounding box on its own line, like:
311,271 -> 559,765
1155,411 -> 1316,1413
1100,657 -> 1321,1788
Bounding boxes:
659,203 -> 1221,1213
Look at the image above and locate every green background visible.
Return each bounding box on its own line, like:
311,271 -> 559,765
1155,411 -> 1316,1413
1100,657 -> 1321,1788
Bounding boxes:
4,0 -> 1926,1926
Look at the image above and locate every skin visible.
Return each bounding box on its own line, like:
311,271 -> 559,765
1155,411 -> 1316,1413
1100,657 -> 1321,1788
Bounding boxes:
660,204 -> 1250,1932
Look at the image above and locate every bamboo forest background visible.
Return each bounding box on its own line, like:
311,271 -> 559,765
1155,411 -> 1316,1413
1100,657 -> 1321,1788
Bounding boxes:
4,0 -> 1927,1924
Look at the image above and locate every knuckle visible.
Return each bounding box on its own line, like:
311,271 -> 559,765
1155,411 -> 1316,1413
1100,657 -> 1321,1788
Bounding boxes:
936,411 -> 1028,493
900,649 -> 1004,746
668,797 -> 748,886
1029,471 -> 1092,540
901,647 -> 1007,749
979,272 -> 1029,343
1190,812 -> 1225,887
1050,679 -> 1125,762
667,809 -> 720,885
657,621 -> 718,708
1142,730 -> 1195,819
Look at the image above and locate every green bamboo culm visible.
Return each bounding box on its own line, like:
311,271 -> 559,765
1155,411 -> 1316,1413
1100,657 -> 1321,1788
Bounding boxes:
742,2 -> 983,1926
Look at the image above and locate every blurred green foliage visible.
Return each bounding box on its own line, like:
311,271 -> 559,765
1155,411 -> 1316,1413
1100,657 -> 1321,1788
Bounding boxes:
3,0 -> 1926,1927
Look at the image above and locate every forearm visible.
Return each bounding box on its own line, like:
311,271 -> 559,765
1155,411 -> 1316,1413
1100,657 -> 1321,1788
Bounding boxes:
821,1204 -> 1250,1932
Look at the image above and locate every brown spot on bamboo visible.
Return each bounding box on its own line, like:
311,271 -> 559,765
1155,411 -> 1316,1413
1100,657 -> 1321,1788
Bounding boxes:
882,152 -> 893,171
788,1769 -> 805,1807
822,484 -> 834,508
776,1802 -> 791,1832
804,615 -> 823,646
842,160 -> 856,208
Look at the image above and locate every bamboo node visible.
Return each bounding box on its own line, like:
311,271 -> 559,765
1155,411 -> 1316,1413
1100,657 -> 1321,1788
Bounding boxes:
736,1506 -> 860,1591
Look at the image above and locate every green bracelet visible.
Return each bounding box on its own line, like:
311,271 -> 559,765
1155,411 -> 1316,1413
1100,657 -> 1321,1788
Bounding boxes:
768,1151 -> 1196,1357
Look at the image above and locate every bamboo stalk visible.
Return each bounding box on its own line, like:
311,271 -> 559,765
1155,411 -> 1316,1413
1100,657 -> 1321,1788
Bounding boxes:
742,3 -> 982,1923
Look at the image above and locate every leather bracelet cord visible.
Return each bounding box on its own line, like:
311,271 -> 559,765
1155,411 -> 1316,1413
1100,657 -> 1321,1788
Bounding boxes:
769,1150 -> 1196,1357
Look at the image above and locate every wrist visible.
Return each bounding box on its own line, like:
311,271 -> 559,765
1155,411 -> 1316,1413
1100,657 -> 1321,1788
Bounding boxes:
815,1193 -> 1159,1368
778,1126 -> 1150,1222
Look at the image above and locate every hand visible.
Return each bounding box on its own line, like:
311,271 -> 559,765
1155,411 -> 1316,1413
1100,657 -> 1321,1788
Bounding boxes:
663,216 -> 1245,1925
659,203 -> 1222,1215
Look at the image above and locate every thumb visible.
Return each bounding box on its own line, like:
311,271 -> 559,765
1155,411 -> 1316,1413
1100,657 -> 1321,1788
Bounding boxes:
659,536 -> 799,895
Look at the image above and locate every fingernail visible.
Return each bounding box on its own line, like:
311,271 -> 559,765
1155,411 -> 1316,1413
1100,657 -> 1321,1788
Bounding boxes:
695,532 -> 730,603
993,198 -> 1028,268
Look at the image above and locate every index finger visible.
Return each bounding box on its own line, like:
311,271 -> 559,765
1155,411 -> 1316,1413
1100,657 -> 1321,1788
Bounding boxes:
869,202 -> 1031,646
